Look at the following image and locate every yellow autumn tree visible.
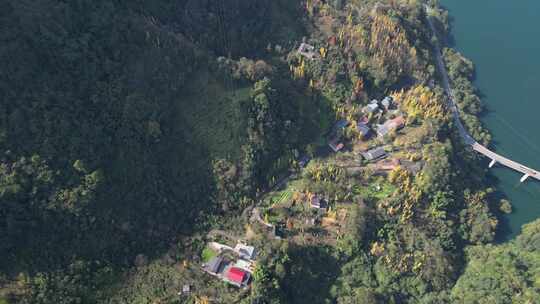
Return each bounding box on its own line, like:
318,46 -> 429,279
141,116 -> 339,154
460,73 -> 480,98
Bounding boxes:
370,14 -> 416,72
392,85 -> 447,121
291,59 -> 306,79
385,166 -> 423,222
319,47 -> 327,58
370,241 -> 385,256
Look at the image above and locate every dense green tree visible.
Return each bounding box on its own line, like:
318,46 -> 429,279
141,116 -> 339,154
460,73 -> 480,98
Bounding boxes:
21,260 -> 112,304
0,155 -> 104,268
452,219 -> 540,303
337,202 -> 371,257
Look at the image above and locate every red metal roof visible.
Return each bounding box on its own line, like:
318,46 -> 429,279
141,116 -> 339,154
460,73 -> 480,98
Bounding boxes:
226,267 -> 246,284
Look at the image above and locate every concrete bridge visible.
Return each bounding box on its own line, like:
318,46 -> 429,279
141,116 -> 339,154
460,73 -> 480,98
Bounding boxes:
426,6 -> 540,183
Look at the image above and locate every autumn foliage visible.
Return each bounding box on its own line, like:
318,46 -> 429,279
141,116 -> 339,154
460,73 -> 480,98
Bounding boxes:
392,85 -> 448,122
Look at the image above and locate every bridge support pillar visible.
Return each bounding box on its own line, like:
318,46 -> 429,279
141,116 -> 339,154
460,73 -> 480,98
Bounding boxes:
489,159 -> 497,168
520,174 -> 530,183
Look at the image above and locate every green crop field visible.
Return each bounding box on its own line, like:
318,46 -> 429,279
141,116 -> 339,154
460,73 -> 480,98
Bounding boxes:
266,189 -> 294,208
354,182 -> 397,200
276,190 -> 292,205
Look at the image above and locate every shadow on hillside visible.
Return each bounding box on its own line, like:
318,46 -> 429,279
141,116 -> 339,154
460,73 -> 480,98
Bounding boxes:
179,0 -> 307,59
282,245 -> 340,304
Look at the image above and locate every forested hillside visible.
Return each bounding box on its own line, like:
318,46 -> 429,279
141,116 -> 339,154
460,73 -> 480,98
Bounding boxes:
0,0 -> 316,294
1,0 -> 538,303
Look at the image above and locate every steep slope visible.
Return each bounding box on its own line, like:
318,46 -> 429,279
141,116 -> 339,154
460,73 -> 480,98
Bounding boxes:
0,0 -> 311,277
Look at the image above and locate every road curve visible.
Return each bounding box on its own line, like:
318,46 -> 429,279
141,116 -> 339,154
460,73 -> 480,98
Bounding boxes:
425,6 -> 540,182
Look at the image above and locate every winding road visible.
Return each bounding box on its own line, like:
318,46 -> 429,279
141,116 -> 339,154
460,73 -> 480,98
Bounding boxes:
425,6 -> 540,182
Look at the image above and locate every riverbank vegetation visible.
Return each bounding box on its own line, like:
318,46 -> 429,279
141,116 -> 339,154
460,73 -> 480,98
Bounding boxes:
0,0 -> 534,303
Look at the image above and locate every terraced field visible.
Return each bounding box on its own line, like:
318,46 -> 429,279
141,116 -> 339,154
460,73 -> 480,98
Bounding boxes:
273,190 -> 293,206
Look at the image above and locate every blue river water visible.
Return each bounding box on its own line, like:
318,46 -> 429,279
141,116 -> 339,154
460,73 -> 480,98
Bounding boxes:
441,0 -> 540,239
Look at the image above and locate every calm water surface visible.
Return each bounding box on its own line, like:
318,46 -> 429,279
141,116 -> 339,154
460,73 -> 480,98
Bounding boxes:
441,0 -> 540,239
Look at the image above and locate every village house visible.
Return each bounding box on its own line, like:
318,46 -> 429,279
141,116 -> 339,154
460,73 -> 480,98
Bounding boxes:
203,256 -> 226,276
381,96 -> 393,110
328,137 -> 344,152
207,241 -> 257,262
359,116 -> 369,124
376,116 -> 405,137
376,125 -> 390,138
362,147 -> 388,162
234,259 -> 255,273
182,284 -> 191,295
310,195 -> 327,209
328,119 -> 348,152
297,42 -> 316,60
234,243 -> 256,261
223,267 -> 251,288
208,241 -> 234,253
357,121 -> 371,138
363,102 -> 379,114
202,243 -> 256,288
333,119 -> 349,131
272,224 -> 286,239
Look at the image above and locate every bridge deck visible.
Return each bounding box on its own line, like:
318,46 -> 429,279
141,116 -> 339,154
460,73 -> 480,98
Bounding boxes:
472,143 -> 540,181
